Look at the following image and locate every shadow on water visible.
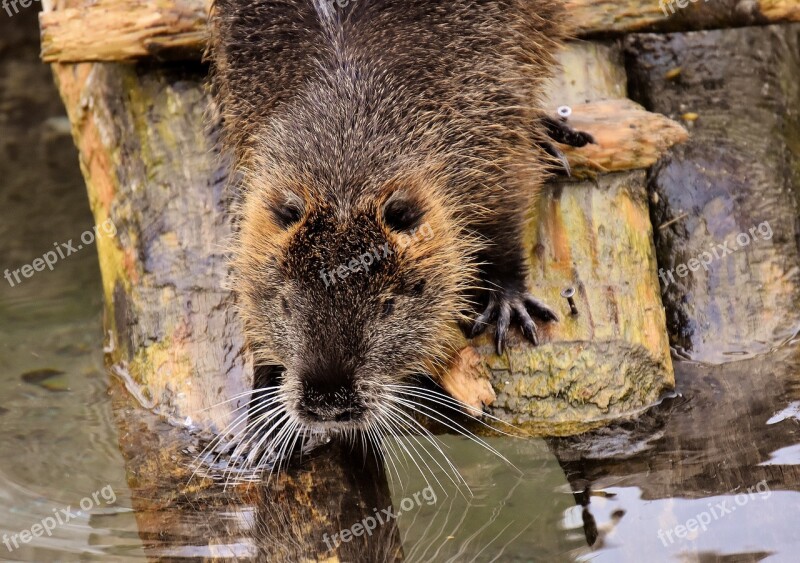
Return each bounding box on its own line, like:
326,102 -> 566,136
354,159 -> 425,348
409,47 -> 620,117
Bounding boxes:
2,7 -> 800,563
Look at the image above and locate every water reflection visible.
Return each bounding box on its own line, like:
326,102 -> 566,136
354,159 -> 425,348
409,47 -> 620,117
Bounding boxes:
550,346 -> 800,562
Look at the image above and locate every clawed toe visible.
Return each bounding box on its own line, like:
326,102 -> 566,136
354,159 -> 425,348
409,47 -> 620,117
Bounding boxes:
469,297 -> 497,338
524,295 -> 559,323
468,290 -> 558,354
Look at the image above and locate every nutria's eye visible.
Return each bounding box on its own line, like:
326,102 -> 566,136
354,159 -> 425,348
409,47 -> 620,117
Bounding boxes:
411,280 -> 426,295
272,204 -> 303,229
270,194 -> 305,229
383,193 -> 424,232
281,297 -> 291,318
381,298 -> 395,318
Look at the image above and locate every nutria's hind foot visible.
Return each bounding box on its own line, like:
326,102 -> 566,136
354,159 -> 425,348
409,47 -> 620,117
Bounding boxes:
469,289 -> 559,355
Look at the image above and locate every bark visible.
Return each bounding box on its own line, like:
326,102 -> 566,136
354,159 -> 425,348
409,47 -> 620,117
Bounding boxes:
556,99 -> 689,175
52,60 -> 250,436
465,170 -> 676,435
38,0 -> 800,63
625,24 -> 800,362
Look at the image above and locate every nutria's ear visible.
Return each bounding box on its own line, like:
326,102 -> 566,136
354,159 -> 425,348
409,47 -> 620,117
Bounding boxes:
382,191 -> 425,232
269,192 -> 305,229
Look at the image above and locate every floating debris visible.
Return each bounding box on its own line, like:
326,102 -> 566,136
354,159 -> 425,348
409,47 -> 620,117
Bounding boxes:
665,67 -> 682,80
682,112 -> 699,122
21,369 -> 70,392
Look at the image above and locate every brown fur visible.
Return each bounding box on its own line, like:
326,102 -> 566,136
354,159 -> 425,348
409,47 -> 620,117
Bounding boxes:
210,0 -> 564,431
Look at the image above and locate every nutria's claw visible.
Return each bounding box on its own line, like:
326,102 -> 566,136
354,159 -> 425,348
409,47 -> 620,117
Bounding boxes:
541,115 -> 595,148
470,290 -> 558,355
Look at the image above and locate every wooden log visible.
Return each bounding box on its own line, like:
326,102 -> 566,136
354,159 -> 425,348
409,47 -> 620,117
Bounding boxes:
463,169 -> 676,435
52,59 -> 251,435
624,25 -> 800,362
39,0 -> 800,63
48,41 -> 679,438
555,99 -> 689,175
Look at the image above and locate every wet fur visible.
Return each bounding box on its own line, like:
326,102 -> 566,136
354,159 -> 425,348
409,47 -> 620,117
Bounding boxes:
210,0 -> 564,433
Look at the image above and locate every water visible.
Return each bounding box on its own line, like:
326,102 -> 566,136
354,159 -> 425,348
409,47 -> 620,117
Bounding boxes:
2,10 -> 800,563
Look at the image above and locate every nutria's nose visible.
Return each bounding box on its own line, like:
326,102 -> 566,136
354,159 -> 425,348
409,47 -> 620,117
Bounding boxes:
299,381 -> 364,423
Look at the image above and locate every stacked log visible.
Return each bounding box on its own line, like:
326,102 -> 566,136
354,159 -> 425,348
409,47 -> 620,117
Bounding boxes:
48,32 -> 683,435
38,0 -> 800,62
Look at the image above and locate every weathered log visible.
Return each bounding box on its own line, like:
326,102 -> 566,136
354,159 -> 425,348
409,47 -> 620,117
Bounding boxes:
52,59 -> 252,436
625,24 -> 800,362
49,39 -> 680,436
555,99 -> 689,175
465,169 -> 675,435
38,0 -> 800,63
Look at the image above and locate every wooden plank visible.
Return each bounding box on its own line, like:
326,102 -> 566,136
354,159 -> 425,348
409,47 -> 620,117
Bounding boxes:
39,0 -> 800,63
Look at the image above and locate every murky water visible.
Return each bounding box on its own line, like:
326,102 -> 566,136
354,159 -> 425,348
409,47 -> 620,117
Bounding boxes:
2,10 -> 800,563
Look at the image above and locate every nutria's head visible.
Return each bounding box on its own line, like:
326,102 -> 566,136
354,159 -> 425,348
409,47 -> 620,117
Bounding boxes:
233,145 -> 476,434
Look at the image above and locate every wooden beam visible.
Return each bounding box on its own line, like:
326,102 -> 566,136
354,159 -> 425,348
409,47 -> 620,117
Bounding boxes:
39,0 -> 800,63
40,0 -> 211,63
561,99 -> 689,174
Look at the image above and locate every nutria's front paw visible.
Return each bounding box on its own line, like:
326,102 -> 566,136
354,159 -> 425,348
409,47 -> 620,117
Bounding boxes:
469,290 -> 558,355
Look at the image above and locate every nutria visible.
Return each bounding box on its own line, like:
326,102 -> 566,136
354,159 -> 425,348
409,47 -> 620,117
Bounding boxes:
209,0 -> 589,451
